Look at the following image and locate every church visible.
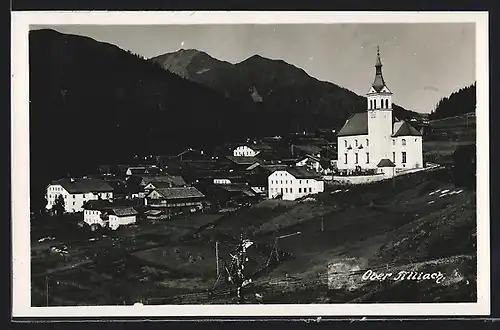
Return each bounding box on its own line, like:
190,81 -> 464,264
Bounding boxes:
337,47 -> 423,172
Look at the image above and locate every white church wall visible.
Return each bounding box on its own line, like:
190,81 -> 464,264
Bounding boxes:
391,136 -> 423,170
337,134 -> 372,170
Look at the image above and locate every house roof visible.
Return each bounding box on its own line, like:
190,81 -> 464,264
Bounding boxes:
142,175 -> 186,187
110,207 -> 138,217
277,167 -> 322,179
377,158 -> 396,167
226,156 -> 262,165
236,143 -> 273,151
392,121 -> 422,137
151,187 -> 205,200
294,144 -> 323,155
82,200 -> 114,210
52,178 -> 114,194
337,113 -> 368,137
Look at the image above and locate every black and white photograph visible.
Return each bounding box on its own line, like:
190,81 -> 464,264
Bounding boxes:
11,11 -> 490,317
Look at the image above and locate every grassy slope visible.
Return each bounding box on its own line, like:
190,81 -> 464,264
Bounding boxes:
423,112 -> 476,163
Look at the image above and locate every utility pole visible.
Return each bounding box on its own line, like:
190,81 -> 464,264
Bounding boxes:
215,240 -> 220,277
45,275 -> 49,307
320,201 -> 325,232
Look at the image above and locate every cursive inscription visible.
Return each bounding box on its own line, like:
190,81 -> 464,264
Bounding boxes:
361,269 -> 445,284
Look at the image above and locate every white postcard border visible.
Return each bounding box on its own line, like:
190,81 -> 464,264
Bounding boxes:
11,11 -> 490,318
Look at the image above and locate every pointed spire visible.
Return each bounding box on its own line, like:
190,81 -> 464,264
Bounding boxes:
375,46 -> 382,67
372,46 -> 386,92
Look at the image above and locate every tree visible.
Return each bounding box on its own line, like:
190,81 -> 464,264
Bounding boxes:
51,194 -> 65,216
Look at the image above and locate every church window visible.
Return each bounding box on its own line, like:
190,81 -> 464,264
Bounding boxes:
385,99 -> 389,108
366,139 -> 369,146
309,187 -> 312,193
366,153 -> 370,163
344,140 -> 348,148
402,152 -> 407,163
355,140 -> 358,147
355,153 -> 359,164
393,152 -> 396,162
344,153 -> 348,164
392,139 -> 395,145
285,188 -> 288,193
290,188 -> 293,193
402,139 -> 407,146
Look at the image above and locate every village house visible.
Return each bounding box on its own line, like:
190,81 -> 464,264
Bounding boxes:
233,143 -> 273,157
336,47 -> 423,173
104,207 -> 139,231
268,168 -> 325,201
145,186 -> 205,215
46,178 -> 114,213
83,199 -> 138,231
82,200 -> 114,228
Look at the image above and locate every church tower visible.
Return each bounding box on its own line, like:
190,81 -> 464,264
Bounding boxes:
367,47 -> 393,166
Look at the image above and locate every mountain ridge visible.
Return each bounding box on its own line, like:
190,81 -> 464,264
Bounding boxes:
150,49 -> 420,123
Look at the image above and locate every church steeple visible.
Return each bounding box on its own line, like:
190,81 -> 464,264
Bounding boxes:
372,46 -> 388,93
367,46 -> 392,111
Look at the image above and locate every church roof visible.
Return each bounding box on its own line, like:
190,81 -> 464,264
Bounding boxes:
337,113 -> 368,137
392,121 -> 422,137
338,114 -> 421,138
377,159 -> 396,167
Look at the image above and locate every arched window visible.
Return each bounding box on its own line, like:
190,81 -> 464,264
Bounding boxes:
402,139 -> 407,146
366,139 -> 369,147
386,99 -> 389,108
355,139 -> 358,147
344,140 -> 348,148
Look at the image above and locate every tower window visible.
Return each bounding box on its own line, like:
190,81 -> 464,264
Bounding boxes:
402,139 -> 407,146
386,99 -> 389,108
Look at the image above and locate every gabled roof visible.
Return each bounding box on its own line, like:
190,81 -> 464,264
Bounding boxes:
236,143 -> 273,151
294,144 -> 323,155
392,121 -> 421,137
337,113 -> 368,137
274,167 -> 322,179
150,187 -> 205,200
51,178 -> 114,194
142,175 -> 186,187
110,207 -> 138,217
82,200 -> 114,210
226,156 -> 262,165
377,158 -> 396,167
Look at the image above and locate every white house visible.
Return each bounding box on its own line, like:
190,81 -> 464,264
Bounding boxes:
268,168 -> 325,201
46,178 -> 114,213
336,47 -> 423,172
83,200 -> 113,227
107,207 -> 138,230
233,143 -> 272,157
83,200 -> 137,230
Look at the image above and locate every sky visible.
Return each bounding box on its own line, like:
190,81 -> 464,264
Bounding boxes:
32,23 -> 476,113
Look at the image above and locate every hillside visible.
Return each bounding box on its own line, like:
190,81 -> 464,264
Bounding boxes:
150,49 -> 420,128
429,83 -> 476,120
30,168 -> 476,305
29,29 -> 263,208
